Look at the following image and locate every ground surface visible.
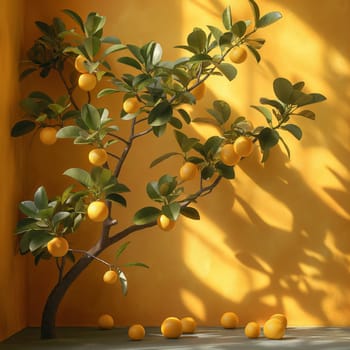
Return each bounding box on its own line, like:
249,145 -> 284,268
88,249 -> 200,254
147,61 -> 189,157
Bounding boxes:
2,327 -> 350,349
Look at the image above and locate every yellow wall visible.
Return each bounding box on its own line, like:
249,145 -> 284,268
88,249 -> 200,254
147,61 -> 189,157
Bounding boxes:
20,0 -> 349,329
0,0 -> 27,341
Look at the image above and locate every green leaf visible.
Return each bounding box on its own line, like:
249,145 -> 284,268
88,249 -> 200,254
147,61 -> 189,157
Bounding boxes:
148,101 -> 173,126
279,135 -> 291,159
295,110 -> 316,120
118,56 -> 142,70
251,105 -> 273,125
19,201 -> 38,218
162,202 -> 181,221
207,25 -> 223,44
187,28 -> 207,53
174,130 -> 200,153
248,0 -> 260,25
246,44 -> 261,63
150,152 -> 181,168
152,125 -> 167,137
106,193 -> 127,207
29,231 -> 52,252
146,182 -> 162,202
19,67 -> 37,81
91,167 -> 112,187
118,270 -> 128,296
133,206 -> 161,225
259,98 -> 285,115
16,218 -> 40,234
207,100 -> 231,125
222,6 -> 233,30
102,44 -> 126,58
204,136 -> 224,157
219,32 -> 234,47
63,168 -> 93,188
281,124 -> 302,140
34,186 -> 48,210
83,36 -> 101,59
11,120 -> 36,137
215,162 -> 235,179
63,9 -> 85,32
180,206 -> 200,220
81,104 -> 101,130
52,212 -> 71,227
257,127 -> 279,153
123,262 -> 149,268
115,241 -> 130,259
257,11 -> 283,28
188,54 -> 212,63
297,93 -> 327,107
97,88 -> 119,98
217,63 -> 237,81
56,126 -> 82,139
85,12 -> 106,36
177,108 -> 191,124
273,77 -> 294,104
201,165 -> 215,180
231,21 -> 247,37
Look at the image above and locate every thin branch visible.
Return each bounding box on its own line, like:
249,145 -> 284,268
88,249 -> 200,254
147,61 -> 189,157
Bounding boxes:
107,132 -> 129,145
130,127 -> 153,140
57,70 -> 79,111
69,249 -> 113,268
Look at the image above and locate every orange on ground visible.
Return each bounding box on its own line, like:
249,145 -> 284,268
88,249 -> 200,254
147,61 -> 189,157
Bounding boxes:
244,321 -> 261,338
161,317 -> 183,339
157,214 -> 175,231
123,97 -> 142,114
220,312 -> 239,329
74,55 -> 88,73
47,237 -> 69,257
229,46 -> 247,64
263,318 -> 285,340
188,80 -> 206,100
181,317 -> 196,334
220,144 -> 241,166
89,148 -> 108,167
78,73 -> 97,91
98,314 -> 114,329
103,270 -> 118,285
128,324 -> 146,340
270,314 -> 288,328
87,201 -> 108,222
39,127 -> 57,145
179,162 -> 198,181
233,136 -> 254,157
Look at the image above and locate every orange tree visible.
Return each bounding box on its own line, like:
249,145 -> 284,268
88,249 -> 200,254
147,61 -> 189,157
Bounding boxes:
11,0 -> 326,339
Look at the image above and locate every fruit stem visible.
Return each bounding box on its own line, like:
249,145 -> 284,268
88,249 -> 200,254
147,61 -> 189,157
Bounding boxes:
69,248 -> 113,268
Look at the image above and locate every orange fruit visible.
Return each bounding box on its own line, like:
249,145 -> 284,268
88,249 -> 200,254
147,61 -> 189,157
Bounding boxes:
270,314 -> 287,329
179,162 -> 198,181
123,97 -> 142,114
233,136 -> 254,157
220,144 -> 241,166
263,318 -> 285,340
78,73 -> 97,91
97,314 -> 114,329
188,81 -> 206,100
244,321 -> 261,338
161,317 -> 182,339
47,237 -> 69,257
89,148 -> 108,166
181,317 -> 196,334
229,46 -> 247,64
74,55 -> 88,73
128,324 -> 146,340
87,201 -> 108,222
39,127 -> 57,145
103,270 -> 118,284
220,312 -> 239,329
157,214 -> 175,231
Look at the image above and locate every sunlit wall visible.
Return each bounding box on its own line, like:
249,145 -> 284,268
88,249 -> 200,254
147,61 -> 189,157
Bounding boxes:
20,0 -> 350,328
0,0 -> 27,341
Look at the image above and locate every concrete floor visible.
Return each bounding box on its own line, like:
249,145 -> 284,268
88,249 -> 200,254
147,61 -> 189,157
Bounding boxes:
2,327 -> 350,349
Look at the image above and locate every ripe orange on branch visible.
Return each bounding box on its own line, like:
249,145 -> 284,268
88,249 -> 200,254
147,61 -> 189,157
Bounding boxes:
233,136 -> 254,157
88,148 -> 108,166
157,214 -> 175,231
103,270 -> 118,284
220,144 -> 241,166
39,127 -> 57,145
229,46 -> 247,64
87,201 -> 108,222
179,162 -> 198,181
47,237 -> 69,257
74,55 -> 89,73
123,97 -> 142,114
78,73 -> 97,91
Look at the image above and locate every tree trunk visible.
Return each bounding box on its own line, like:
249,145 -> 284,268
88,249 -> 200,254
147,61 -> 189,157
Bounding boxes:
40,245 -> 103,339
